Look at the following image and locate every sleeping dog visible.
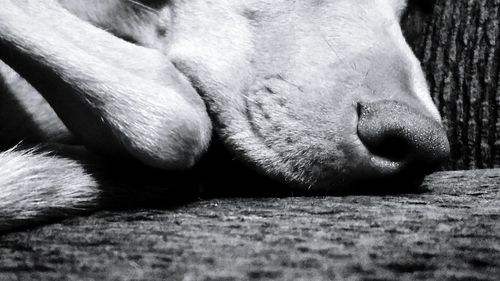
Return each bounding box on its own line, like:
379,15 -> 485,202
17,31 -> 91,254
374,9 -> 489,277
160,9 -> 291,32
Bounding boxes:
0,0 -> 449,232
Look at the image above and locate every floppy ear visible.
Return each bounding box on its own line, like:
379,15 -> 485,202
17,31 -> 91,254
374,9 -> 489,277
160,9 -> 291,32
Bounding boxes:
0,0 -> 212,169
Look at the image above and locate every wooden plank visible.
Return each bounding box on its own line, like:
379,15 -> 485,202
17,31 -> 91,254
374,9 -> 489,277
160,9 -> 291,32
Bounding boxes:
0,169 -> 499,281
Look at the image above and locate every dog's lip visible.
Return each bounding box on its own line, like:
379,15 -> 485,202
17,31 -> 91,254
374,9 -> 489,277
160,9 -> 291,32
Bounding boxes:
171,62 -> 321,189
241,94 -> 314,186
177,74 -> 308,188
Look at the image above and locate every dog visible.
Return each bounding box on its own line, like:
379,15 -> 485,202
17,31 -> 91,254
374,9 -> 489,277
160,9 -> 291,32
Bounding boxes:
0,0 -> 449,232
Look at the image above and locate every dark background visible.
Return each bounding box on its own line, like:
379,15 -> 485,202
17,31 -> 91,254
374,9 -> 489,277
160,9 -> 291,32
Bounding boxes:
403,0 -> 500,170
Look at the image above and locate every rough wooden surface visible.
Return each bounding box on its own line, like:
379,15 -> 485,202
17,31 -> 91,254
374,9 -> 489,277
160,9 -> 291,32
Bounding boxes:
0,169 -> 498,281
403,0 -> 500,170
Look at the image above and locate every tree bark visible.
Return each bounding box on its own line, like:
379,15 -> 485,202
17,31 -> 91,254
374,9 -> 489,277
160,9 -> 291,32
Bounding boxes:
403,0 -> 500,170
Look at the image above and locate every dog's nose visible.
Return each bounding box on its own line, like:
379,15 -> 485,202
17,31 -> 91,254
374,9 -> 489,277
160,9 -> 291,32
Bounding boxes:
356,100 -> 450,179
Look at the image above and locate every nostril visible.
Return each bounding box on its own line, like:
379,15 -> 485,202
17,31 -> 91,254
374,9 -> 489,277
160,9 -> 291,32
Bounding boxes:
368,135 -> 411,162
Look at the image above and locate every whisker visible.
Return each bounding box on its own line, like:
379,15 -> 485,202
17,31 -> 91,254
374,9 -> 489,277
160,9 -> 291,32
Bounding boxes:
322,36 -> 345,65
243,95 -> 259,104
124,0 -> 160,15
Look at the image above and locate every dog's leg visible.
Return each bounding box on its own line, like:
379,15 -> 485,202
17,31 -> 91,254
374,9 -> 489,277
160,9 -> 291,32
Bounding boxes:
0,0 -> 212,169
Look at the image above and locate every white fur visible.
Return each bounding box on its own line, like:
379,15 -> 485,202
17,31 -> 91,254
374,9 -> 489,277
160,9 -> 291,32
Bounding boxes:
0,147 -> 99,232
0,0 -> 212,169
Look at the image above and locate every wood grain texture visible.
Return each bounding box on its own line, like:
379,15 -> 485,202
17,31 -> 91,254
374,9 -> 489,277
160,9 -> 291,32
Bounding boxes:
0,169 -> 499,281
403,0 -> 500,170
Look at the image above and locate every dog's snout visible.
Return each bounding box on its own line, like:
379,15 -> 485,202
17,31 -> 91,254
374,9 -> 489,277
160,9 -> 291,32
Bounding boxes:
356,100 -> 450,179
